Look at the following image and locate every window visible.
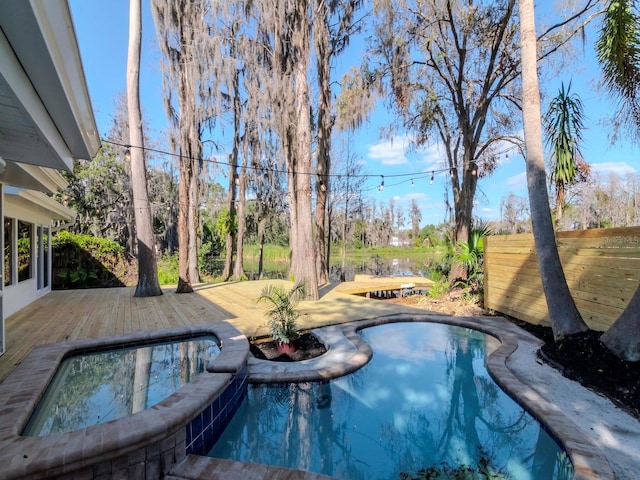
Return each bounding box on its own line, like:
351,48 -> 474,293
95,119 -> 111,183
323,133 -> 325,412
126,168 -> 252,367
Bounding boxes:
43,226 -> 49,289
36,226 -> 50,290
4,217 -> 13,287
17,220 -> 32,283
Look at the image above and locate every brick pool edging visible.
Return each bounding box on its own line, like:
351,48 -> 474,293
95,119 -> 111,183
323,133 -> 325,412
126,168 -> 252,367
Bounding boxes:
0,321 -> 249,480
247,314 -> 615,480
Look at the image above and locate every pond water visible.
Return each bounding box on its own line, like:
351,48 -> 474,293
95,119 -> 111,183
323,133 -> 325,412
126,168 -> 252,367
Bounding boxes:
209,323 -> 571,480
23,336 -> 221,436
209,256 -> 430,282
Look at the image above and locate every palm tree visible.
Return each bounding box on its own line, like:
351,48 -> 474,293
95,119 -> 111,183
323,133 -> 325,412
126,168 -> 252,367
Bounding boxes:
596,0 -> 640,137
518,0 -> 588,340
257,282 -> 307,347
544,82 -> 587,222
596,0 -> 640,361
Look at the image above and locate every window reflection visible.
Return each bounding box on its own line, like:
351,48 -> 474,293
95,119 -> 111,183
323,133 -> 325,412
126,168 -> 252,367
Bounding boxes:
18,220 -> 33,282
43,227 -> 49,289
4,217 -> 13,287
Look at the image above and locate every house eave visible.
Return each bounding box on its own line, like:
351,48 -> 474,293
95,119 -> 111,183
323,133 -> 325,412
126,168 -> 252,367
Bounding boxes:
4,188 -> 75,222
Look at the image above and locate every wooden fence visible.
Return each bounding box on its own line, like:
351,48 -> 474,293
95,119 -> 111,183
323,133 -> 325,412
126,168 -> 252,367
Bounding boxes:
484,227 -> 640,331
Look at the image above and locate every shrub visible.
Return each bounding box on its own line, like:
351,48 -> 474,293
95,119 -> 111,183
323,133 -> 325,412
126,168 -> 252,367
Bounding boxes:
52,232 -> 134,288
257,282 -> 306,345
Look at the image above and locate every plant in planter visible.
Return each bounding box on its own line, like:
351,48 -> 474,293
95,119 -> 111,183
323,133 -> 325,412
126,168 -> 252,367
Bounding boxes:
257,282 -> 307,354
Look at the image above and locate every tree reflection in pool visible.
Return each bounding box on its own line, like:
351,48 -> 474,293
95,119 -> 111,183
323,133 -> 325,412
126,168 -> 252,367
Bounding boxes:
23,336 -> 220,436
209,323 -> 571,480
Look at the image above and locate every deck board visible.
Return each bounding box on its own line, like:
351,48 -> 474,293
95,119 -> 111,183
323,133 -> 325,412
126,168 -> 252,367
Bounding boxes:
0,279 -> 429,383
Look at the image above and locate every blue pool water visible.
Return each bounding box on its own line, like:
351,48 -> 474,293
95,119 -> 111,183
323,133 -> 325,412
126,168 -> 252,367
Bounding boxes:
23,336 -> 221,436
209,323 -> 571,480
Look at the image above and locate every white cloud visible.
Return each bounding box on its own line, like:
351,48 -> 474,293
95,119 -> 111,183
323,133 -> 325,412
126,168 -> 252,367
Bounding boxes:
592,161 -> 636,177
366,134 -> 444,168
392,192 -> 428,203
416,143 -> 443,168
367,135 -> 411,165
507,171 -> 527,188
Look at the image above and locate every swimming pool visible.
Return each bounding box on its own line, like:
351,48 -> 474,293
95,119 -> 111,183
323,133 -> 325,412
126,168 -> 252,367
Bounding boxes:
209,322 -> 571,479
23,335 -> 221,436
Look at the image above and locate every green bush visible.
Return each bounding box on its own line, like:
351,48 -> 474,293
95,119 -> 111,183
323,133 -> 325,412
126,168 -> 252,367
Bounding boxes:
52,232 -> 133,288
157,253 -> 179,285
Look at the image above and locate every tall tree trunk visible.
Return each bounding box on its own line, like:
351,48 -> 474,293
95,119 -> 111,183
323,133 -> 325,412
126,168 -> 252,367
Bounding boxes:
452,159 -> 479,244
602,286 -> 640,361
340,173 -> 350,282
127,0 -> 162,298
222,53 -> 243,282
188,152 -> 200,283
175,51 -> 199,293
519,0 -> 587,339
257,216 -> 267,280
232,65 -> 246,282
222,160 -> 237,281
290,0 -> 318,299
176,150 -> 193,293
233,163 -> 247,281
314,0 -> 331,286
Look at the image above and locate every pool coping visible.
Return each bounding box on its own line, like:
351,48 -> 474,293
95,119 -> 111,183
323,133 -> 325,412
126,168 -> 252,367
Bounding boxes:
247,313 -> 614,480
0,322 -> 249,480
0,314 -> 618,480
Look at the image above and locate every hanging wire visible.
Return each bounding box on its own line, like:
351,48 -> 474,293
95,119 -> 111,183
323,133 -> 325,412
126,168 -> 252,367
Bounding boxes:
101,138 -> 512,189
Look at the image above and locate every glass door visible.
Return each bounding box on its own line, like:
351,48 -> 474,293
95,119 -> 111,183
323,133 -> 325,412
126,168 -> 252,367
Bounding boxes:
0,183 -> 4,356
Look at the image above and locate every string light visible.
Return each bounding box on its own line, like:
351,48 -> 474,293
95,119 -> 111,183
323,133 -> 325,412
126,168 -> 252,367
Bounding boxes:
411,178 -> 414,187
102,139 -> 514,192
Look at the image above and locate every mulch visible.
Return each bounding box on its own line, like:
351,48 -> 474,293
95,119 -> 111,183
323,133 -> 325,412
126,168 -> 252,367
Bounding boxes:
513,320 -> 640,420
249,333 -> 327,362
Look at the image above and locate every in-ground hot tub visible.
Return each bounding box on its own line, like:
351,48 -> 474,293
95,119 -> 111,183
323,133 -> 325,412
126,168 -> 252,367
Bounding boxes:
0,322 -> 249,480
23,335 -> 222,436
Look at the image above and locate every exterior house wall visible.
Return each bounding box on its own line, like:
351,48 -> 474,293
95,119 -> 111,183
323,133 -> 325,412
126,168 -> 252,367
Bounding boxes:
0,0 -> 99,353
3,191 -> 54,319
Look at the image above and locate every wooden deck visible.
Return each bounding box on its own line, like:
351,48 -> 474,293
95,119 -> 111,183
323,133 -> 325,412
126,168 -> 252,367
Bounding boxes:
0,279 -> 428,383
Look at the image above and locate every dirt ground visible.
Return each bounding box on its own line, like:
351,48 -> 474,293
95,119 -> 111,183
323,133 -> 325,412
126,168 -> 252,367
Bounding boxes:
382,289 -> 486,316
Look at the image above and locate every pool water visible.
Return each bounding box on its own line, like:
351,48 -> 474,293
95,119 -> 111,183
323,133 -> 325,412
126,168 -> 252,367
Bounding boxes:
23,336 -> 221,436
209,323 -> 572,480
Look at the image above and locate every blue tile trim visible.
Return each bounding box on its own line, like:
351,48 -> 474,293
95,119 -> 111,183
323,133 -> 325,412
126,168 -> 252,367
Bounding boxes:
185,367 -> 248,456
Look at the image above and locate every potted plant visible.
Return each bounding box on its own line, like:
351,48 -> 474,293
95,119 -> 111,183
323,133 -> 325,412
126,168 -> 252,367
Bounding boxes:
257,282 -> 306,354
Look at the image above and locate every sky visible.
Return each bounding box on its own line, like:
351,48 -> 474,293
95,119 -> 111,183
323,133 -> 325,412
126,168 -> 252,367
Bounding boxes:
69,0 -> 640,228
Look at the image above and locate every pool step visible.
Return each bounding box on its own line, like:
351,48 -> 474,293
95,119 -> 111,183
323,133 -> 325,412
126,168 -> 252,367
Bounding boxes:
167,454 -> 337,480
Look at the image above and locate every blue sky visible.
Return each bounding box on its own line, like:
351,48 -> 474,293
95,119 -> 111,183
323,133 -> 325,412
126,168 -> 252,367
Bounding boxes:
69,1 -> 639,228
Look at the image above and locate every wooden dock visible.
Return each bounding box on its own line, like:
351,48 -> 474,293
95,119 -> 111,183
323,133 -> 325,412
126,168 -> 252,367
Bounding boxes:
335,274 -> 434,298
0,278 -> 431,383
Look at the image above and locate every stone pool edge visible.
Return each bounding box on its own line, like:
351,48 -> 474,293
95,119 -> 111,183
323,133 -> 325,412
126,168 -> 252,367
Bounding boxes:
247,313 -> 614,480
0,322 -> 249,480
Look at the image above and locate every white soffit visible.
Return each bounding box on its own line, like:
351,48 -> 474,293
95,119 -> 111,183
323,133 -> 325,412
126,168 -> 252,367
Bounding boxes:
4,188 -> 75,222
0,0 -> 100,172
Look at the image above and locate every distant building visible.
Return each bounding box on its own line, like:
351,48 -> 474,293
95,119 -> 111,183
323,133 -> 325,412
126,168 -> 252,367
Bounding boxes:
390,236 -> 412,247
